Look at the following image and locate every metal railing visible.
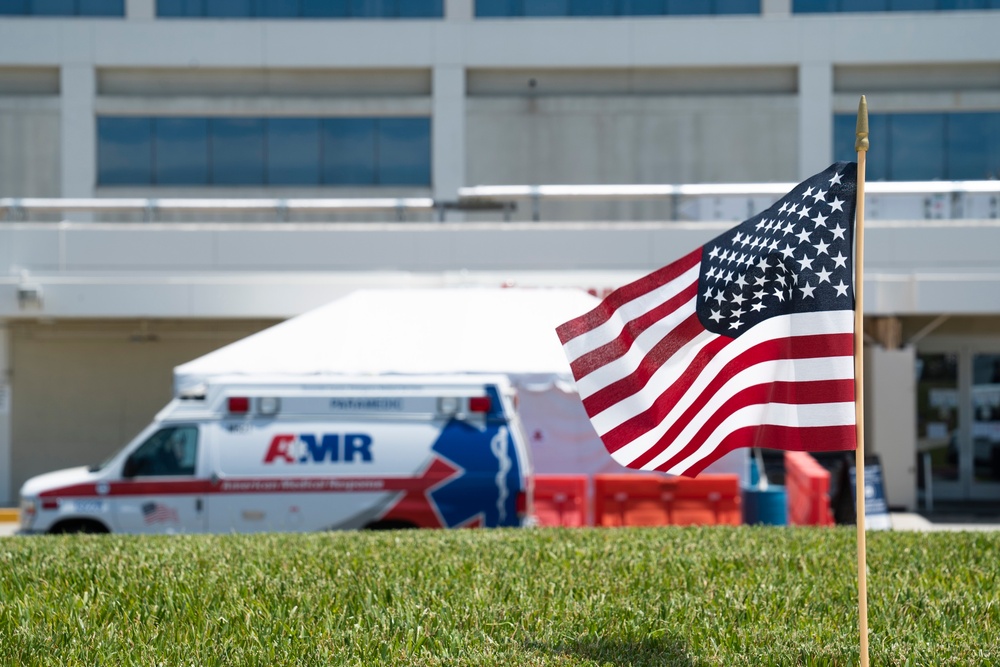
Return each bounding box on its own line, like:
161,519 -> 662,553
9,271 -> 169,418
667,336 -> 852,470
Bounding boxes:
1,179 -> 998,222
457,180 -> 1000,221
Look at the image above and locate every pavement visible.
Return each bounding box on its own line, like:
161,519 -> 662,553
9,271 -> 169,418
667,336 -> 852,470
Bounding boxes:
2,511 -> 1000,536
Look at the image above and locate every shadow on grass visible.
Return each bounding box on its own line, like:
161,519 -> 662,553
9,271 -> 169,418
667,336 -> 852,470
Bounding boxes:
524,632 -> 700,667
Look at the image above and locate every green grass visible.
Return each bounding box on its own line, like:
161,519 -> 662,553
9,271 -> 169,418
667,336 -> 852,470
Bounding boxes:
1,527 -> 999,666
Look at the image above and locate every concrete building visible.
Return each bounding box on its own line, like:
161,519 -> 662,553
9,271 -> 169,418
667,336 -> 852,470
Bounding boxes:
2,0 -> 1000,510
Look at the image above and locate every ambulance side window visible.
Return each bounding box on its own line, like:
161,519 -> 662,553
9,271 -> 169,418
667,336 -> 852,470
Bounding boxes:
123,426 -> 199,477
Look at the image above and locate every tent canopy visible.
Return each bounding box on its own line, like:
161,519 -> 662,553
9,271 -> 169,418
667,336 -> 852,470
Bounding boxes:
174,287 -> 601,392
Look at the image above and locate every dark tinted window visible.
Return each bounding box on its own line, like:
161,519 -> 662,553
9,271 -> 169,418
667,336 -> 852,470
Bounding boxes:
322,118 -> 377,185
834,111 -> 1000,180
210,118 -> 266,185
98,115 -> 432,187
154,118 -> 209,185
97,117 -> 153,185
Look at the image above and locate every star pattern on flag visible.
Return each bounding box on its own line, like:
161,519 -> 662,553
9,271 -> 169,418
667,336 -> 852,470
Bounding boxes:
696,163 -> 857,337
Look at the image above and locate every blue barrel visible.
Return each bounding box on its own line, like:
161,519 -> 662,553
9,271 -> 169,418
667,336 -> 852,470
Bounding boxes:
742,486 -> 788,525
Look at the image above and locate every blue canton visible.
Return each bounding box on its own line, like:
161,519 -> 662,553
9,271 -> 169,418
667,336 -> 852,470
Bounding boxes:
696,162 -> 858,337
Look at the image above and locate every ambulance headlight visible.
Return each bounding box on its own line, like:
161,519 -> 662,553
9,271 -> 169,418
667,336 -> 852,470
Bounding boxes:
258,397 -> 281,416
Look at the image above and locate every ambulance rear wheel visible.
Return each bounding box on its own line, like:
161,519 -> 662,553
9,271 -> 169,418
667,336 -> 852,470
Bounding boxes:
363,520 -> 417,531
49,519 -> 110,534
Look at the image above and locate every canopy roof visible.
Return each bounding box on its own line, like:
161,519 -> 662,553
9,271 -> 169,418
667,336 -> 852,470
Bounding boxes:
175,287 -> 600,392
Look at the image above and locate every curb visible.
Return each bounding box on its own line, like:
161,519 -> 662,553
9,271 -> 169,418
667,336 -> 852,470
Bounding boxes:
0,508 -> 19,522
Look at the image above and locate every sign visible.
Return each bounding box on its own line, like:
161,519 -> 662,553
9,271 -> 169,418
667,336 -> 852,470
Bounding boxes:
849,456 -> 892,531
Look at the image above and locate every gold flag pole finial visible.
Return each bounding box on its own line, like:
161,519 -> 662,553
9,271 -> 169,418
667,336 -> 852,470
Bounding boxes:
855,95 -> 869,153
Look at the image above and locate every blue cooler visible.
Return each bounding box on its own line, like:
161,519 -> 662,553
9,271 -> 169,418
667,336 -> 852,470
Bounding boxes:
742,485 -> 788,525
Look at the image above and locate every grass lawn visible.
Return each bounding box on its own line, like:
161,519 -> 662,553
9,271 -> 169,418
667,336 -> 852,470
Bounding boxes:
1,526 -> 998,666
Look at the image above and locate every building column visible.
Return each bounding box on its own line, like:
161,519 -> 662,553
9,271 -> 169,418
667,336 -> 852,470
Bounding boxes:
445,0 -> 473,21
432,66 -> 466,206
761,0 -> 791,17
797,62 -> 833,180
60,65 -> 96,198
0,323 -> 11,505
126,0 -> 155,20
865,344 -> 918,511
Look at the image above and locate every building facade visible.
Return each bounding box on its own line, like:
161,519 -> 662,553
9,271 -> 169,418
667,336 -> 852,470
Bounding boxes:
2,0 -> 1000,510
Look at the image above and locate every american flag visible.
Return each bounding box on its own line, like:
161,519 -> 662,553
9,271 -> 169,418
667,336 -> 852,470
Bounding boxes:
557,163 -> 858,477
142,502 -> 179,524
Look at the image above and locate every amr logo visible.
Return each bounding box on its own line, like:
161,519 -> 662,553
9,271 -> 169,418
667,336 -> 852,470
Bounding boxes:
263,434 -> 373,464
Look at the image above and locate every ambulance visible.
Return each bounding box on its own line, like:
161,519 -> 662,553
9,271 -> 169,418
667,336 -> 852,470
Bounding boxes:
18,375 -> 533,534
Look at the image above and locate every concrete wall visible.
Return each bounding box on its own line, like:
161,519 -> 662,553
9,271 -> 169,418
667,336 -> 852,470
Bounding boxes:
466,93 -> 798,220
6,318 -> 277,497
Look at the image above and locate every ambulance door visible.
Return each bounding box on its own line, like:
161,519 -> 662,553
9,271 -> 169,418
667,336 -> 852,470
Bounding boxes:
113,425 -> 208,534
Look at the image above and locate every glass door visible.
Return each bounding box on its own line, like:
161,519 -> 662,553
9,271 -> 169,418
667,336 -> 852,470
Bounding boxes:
916,349 -> 1000,504
916,352 -> 960,498
971,353 -> 1000,489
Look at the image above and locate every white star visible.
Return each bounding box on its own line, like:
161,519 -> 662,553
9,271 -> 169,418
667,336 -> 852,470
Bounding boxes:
754,274 -> 767,287
834,280 -> 850,297
782,221 -> 796,236
709,309 -> 723,323
830,224 -> 847,240
787,203 -> 798,217
733,232 -> 745,245
732,293 -> 747,306
752,288 -> 765,301
772,287 -> 786,302
751,302 -> 765,312
729,320 -> 744,331
734,274 -> 748,288
755,219 -> 767,230
811,212 -> 829,228
816,267 -> 833,284
795,229 -> 812,244
811,189 -> 827,203
799,283 -> 817,299
756,257 -> 770,272
814,239 -> 831,256
708,246 -> 721,259
778,202 -> 788,214
731,307 -> 745,319
713,290 -> 725,304
802,186 -> 814,200
832,252 -> 848,269
796,254 -> 815,271
704,286 -> 714,299
828,197 -> 845,213
768,239 -> 780,252
829,172 -> 843,186
780,244 -> 795,260
797,206 -> 811,220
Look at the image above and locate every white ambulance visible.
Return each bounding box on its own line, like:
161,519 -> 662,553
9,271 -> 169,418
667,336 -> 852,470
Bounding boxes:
18,375 -> 533,534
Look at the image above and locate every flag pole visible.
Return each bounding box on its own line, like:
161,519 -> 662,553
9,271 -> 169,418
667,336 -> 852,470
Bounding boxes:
854,95 -> 870,667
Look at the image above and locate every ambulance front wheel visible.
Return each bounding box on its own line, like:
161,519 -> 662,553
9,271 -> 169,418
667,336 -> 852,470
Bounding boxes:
49,519 -> 110,534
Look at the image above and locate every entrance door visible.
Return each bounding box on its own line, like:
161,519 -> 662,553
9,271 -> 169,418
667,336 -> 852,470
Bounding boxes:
113,425 -> 208,533
916,350 -> 1000,503
971,353 -> 1000,491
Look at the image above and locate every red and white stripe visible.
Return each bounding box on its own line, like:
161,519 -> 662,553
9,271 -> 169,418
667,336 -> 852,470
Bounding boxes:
557,249 -> 856,477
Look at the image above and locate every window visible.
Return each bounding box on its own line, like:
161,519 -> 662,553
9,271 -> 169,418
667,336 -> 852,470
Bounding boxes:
124,427 -> 199,477
0,0 -> 123,15
834,111 -> 1000,180
794,0 -> 1000,11
475,0 -> 758,15
156,0 -> 443,17
97,115 -> 432,187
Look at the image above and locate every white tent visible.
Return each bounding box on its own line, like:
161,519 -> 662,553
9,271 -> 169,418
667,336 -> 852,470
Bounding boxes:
174,288 -> 744,478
